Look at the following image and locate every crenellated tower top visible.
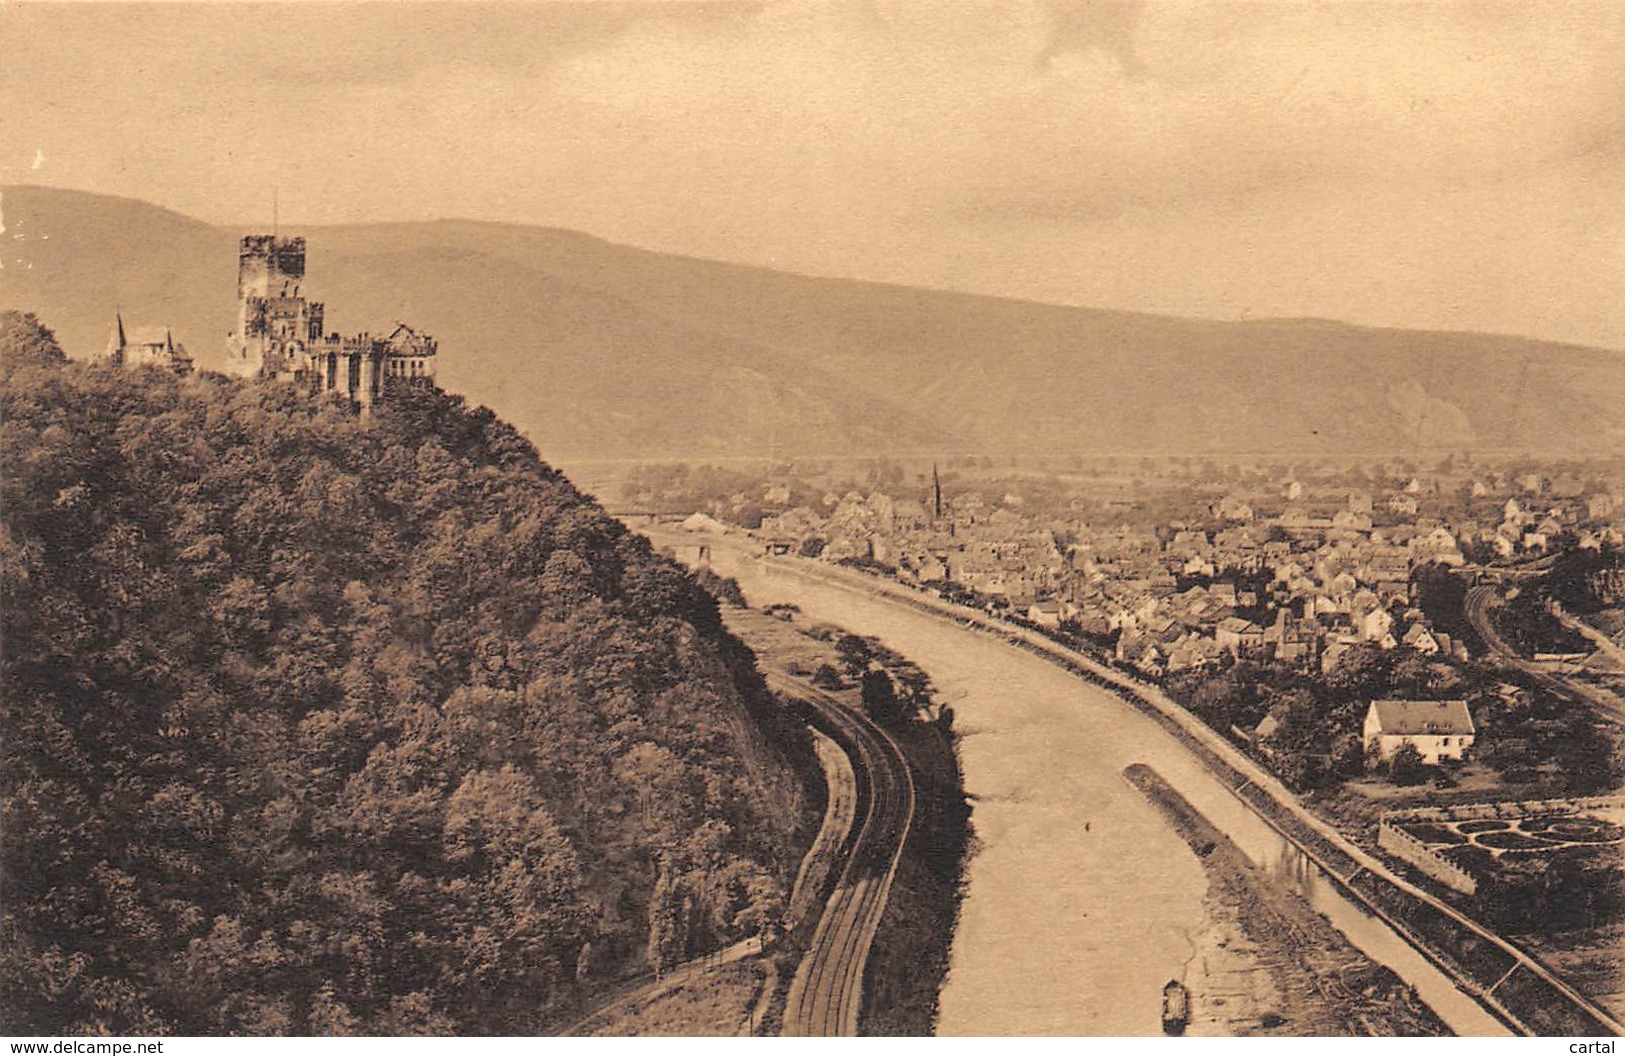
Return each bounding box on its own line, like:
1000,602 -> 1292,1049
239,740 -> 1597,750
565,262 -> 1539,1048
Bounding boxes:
238,235 -> 307,299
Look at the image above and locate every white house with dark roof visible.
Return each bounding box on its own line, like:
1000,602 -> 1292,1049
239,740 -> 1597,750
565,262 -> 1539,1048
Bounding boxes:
1362,699 -> 1475,765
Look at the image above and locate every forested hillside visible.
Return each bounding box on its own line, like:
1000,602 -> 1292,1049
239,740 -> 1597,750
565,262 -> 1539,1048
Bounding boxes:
0,313 -> 813,1034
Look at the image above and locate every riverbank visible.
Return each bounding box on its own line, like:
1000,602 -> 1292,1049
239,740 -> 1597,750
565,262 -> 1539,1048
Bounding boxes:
858,686 -> 971,1035
680,543 -> 1254,1033
666,535 -> 1521,1034
739,545 -> 1624,1034
1125,764 -> 1449,1036
716,603 -> 970,1035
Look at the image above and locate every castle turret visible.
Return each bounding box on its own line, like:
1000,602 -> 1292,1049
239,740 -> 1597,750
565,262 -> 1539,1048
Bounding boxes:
104,312 -> 128,364
103,313 -> 193,376
228,234 -> 323,378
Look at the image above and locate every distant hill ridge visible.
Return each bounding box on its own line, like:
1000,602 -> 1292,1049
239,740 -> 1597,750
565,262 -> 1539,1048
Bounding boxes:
4,184 -> 1621,459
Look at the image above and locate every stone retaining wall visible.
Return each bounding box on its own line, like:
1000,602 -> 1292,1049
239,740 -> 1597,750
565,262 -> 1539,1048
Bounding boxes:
1377,820 -> 1479,895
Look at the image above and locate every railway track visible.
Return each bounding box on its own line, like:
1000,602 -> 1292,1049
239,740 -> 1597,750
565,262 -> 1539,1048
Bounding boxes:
642,527 -> 1617,1034
1465,584 -> 1625,726
772,672 -> 916,1037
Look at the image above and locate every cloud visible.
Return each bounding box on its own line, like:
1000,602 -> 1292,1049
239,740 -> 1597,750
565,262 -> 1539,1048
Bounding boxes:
546,0 -> 1625,233
1035,0 -> 1146,76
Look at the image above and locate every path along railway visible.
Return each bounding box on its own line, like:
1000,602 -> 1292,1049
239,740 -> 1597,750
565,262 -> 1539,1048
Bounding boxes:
562,667 -> 913,1037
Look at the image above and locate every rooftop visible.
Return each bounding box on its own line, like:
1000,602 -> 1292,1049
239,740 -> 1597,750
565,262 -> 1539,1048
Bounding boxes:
1367,698 -> 1474,736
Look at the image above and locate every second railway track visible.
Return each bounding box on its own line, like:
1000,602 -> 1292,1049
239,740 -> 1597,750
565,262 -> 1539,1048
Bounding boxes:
774,672 -> 917,1037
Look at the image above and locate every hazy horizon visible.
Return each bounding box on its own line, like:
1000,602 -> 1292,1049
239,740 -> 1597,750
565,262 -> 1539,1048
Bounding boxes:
4,2 -> 1625,353
9,179 -> 1625,359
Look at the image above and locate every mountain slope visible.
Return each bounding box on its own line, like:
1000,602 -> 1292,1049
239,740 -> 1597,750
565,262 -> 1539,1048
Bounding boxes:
0,324 -> 813,1033
4,184 -> 1622,458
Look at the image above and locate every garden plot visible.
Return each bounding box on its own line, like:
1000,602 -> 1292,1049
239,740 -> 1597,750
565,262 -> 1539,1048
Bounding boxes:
1396,802 -> 1625,859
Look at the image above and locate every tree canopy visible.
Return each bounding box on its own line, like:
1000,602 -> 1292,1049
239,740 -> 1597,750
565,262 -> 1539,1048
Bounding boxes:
1,346 -> 811,1034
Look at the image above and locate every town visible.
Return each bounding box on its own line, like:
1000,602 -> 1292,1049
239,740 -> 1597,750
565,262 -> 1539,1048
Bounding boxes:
620,457 -> 1620,681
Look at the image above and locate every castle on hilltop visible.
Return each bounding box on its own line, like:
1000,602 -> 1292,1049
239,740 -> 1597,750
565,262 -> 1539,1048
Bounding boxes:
226,234 -> 438,409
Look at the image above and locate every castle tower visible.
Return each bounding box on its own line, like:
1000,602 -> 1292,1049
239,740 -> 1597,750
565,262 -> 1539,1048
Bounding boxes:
221,230 -> 439,412
227,235 -> 324,378
238,234 -> 305,299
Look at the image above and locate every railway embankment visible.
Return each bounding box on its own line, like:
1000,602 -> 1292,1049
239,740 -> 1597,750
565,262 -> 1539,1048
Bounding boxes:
717,601 -> 968,1035
858,708 -> 971,1035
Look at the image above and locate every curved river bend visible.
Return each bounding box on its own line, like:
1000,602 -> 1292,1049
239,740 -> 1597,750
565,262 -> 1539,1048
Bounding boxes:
699,547 -> 1507,1036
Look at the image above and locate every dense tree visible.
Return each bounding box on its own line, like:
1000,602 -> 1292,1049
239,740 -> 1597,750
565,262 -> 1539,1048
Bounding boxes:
1387,743 -> 1428,786
810,663 -> 845,691
860,669 -> 904,725
1475,855 -> 1625,935
0,310 -> 68,380
835,634 -> 873,677
1409,563 -> 1481,650
1545,546 -> 1624,613
1,353 -> 811,1034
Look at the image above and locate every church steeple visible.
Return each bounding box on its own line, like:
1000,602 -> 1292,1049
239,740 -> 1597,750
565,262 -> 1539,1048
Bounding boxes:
104,311 -> 128,364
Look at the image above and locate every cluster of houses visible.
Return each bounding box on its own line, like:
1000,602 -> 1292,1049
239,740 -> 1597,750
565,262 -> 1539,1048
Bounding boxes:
660,468 -> 1622,771
1101,515 -> 1475,678
748,474 -> 1621,688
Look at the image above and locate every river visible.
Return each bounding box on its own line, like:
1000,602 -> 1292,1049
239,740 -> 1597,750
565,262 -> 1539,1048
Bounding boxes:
689,541 -> 1509,1036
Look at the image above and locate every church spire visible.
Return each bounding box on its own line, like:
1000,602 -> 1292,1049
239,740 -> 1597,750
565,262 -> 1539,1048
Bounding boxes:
105,311 -> 127,363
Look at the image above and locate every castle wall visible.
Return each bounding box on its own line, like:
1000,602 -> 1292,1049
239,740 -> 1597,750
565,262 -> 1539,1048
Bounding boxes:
229,233 -> 438,409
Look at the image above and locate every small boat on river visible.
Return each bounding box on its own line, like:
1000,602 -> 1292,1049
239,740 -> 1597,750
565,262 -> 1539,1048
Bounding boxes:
1161,979 -> 1190,1035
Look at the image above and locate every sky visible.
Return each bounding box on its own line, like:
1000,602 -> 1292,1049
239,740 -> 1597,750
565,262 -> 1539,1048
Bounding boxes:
4,0 -> 1625,350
